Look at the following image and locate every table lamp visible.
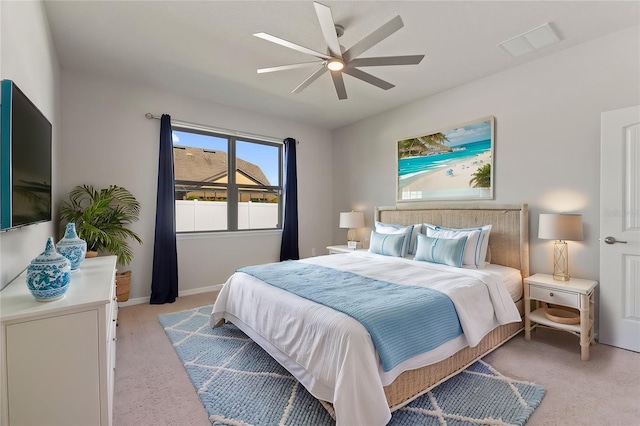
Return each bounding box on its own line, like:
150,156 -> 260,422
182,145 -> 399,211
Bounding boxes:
339,211 -> 365,249
538,213 -> 583,281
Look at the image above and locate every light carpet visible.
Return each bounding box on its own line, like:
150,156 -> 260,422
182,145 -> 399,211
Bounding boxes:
159,305 -> 545,426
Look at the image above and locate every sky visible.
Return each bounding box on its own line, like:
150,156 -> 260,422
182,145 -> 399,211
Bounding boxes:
443,119 -> 492,146
173,130 -> 280,185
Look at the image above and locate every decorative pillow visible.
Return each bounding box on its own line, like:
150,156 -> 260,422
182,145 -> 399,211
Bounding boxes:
414,234 -> 468,268
368,230 -> 406,257
423,223 -> 492,268
408,224 -> 422,254
374,222 -> 417,256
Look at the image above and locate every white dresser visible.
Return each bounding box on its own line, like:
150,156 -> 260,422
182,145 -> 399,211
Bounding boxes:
0,256 -> 117,426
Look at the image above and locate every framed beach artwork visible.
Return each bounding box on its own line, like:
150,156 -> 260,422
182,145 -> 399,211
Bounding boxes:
397,116 -> 495,202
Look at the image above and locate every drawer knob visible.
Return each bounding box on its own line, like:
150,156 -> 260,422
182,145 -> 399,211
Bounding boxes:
549,292 -> 554,297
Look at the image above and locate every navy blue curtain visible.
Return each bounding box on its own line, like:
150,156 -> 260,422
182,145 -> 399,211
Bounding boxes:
280,138 -> 299,261
150,114 -> 179,304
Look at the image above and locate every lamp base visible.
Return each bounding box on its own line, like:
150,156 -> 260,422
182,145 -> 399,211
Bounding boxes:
552,240 -> 571,281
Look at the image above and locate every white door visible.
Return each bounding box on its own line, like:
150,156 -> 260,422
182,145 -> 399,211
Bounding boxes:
599,105 -> 640,352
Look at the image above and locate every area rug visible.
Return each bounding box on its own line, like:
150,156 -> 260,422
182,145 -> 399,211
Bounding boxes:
159,305 -> 545,426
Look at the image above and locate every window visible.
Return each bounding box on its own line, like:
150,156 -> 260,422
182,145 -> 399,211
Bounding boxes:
172,127 -> 282,232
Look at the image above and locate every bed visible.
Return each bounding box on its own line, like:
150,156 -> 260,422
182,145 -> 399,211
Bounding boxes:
211,203 -> 529,425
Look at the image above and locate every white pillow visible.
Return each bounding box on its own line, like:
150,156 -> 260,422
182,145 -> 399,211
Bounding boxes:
374,222 -> 416,256
423,224 -> 492,268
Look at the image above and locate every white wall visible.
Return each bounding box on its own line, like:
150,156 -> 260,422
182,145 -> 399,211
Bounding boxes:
332,25 -> 640,282
0,1 -> 61,288
58,72 -> 333,299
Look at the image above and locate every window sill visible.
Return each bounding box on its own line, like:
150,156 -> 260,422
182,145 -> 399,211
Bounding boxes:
177,229 -> 282,240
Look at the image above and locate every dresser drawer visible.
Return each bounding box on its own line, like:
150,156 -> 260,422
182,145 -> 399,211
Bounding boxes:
529,285 -> 579,308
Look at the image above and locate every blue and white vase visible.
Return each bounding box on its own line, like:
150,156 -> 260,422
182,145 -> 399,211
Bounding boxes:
26,237 -> 71,302
57,222 -> 87,271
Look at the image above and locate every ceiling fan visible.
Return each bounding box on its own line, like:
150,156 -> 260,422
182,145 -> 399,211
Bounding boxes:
254,2 -> 425,100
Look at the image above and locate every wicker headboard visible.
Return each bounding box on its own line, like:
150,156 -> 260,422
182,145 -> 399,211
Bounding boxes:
375,203 -> 529,277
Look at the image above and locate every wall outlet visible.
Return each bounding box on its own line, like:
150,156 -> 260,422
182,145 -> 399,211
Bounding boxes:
311,248 -> 316,256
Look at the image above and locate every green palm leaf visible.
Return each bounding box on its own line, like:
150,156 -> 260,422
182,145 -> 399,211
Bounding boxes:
60,185 -> 142,265
469,164 -> 491,188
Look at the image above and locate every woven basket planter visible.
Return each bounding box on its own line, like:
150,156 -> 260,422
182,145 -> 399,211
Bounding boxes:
115,271 -> 131,302
544,304 -> 579,324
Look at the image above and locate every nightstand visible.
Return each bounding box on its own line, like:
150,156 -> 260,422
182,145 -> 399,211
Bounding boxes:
524,273 -> 598,361
326,245 -> 362,254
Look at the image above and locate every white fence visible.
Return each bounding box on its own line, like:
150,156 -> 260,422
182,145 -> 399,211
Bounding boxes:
176,200 -> 279,232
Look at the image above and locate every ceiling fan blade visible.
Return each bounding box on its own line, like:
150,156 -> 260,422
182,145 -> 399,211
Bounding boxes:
292,66 -> 328,94
343,68 -> 395,90
313,2 -> 343,59
348,55 -> 425,67
258,61 -> 324,74
343,15 -> 404,63
254,32 -> 331,60
330,71 -> 348,100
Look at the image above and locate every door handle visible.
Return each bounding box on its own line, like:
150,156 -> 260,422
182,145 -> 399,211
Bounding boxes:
604,236 -> 627,244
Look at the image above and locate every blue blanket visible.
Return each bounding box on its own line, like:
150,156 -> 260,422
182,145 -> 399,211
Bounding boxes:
238,261 -> 462,371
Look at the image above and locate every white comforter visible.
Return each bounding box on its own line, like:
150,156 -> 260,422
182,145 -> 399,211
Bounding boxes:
210,251 -> 521,426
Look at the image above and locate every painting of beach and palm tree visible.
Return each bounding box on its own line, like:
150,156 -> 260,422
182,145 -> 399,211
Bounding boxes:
397,116 -> 494,201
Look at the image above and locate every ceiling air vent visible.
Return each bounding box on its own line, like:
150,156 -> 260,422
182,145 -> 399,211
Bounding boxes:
498,22 -> 560,57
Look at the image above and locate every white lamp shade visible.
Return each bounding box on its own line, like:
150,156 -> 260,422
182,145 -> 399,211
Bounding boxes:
339,211 -> 365,229
538,213 -> 583,241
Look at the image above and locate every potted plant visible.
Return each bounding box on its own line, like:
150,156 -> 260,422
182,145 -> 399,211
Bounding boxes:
60,185 -> 143,301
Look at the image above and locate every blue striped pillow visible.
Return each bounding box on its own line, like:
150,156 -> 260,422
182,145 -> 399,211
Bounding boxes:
368,230 -> 406,257
414,234 -> 468,267
423,223 -> 492,268
374,222 -> 418,256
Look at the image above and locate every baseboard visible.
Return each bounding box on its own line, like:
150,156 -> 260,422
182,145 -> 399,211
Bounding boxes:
117,283 -> 224,307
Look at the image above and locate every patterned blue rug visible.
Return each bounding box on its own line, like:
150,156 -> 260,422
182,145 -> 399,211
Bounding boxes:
159,305 -> 545,426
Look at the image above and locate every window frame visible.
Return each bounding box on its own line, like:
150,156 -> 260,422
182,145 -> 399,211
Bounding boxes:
173,125 -> 283,233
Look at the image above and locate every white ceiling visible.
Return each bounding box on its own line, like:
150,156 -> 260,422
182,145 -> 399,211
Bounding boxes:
43,1 -> 639,130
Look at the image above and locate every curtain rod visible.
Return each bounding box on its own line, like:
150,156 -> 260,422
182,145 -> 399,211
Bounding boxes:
144,113 -> 289,144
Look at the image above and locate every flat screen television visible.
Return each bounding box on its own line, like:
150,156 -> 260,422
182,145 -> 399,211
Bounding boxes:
0,79 -> 52,230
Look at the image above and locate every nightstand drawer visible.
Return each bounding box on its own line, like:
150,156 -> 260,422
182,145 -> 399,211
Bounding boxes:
529,285 -> 579,308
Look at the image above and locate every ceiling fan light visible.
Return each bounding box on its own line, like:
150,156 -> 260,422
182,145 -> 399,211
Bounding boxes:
327,60 -> 344,71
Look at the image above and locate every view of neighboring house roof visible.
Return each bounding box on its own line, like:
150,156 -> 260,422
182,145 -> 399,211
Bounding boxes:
173,146 -> 270,186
